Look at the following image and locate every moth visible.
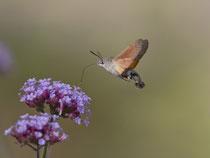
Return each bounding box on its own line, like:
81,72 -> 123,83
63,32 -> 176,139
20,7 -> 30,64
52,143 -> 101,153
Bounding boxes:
82,39 -> 149,88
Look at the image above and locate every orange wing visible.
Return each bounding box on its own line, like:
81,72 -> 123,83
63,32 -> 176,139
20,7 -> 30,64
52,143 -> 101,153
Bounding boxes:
113,39 -> 149,74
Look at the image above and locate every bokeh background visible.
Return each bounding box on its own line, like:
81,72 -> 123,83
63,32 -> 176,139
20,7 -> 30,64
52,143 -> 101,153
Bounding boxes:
0,0 -> 210,158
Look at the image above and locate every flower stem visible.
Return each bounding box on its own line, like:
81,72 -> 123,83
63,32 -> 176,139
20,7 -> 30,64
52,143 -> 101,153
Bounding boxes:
37,148 -> 40,158
37,144 -> 41,158
42,144 -> 48,158
26,143 -> 37,151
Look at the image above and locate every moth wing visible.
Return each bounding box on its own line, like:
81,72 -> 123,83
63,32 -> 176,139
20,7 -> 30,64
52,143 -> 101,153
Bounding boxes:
113,39 -> 149,74
113,58 -> 135,74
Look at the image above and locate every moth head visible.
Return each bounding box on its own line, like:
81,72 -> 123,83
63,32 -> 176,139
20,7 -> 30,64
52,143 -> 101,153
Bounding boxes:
90,51 -> 104,66
97,59 -> 104,67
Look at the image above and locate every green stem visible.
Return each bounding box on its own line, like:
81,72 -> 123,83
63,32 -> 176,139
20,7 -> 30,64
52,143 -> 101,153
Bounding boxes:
42,144 -> 49,158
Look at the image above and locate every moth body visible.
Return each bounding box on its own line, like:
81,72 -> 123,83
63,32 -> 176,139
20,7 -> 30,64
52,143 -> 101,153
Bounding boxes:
97,57 -> 121,77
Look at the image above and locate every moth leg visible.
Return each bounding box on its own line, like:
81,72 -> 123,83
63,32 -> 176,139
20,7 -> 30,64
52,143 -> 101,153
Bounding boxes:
122,69 -> 145,88
120,76 -> 130,82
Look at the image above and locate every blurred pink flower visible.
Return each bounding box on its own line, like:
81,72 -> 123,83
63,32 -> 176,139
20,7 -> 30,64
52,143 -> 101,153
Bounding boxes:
0,42 -> 13,73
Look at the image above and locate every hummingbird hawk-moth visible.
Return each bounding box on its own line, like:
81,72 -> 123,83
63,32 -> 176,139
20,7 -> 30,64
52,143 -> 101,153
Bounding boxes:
82,39 -> 149,88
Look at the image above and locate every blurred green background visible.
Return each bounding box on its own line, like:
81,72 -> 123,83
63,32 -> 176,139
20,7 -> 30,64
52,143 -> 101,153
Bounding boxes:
0,0 -> 210,158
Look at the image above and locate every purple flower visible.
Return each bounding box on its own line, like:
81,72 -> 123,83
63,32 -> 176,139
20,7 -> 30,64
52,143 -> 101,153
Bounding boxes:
4,113 -> 68,146
19,78 -> 92,125
0,42 -> 13,73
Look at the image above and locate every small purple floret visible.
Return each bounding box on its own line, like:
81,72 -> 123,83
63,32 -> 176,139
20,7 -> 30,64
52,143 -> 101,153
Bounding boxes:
38,139 -> 46,146
4,113 -> 68,146
19,78 -> 92,125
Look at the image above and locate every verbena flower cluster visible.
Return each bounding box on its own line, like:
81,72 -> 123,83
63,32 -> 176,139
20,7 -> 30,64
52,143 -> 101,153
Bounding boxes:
19,78 -> 91,126
4,113 -> 68,146
5,78 -> 92,152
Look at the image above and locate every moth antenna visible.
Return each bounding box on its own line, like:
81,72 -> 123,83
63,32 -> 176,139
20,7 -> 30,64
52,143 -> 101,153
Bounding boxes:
90,51 -> 104,63
90,51 -> 102,59
80,63 -> 96,85
97,51 -> 103,58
